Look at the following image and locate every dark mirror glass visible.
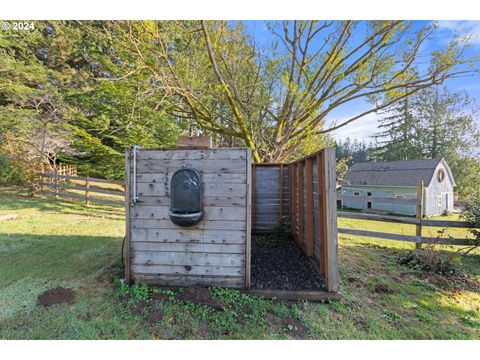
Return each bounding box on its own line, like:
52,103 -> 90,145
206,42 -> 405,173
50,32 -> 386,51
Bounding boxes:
169,168 -> 203,226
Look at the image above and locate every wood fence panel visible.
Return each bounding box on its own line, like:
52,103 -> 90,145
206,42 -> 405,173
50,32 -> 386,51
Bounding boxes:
125,149 -> 132,282
323,148 -> 339,292
305,158 -> 314,257
252,164 -> 290,232
287,148 -> 339,293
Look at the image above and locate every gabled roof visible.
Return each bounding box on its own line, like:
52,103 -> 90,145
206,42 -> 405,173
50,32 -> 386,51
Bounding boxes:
342,158 -> 455,187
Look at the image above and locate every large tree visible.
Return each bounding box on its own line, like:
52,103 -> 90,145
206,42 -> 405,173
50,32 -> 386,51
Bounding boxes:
373,94 -> 423,161
0,21 -> 183,180
0,23 -> 75,186
416,87 -> 480,200
103,20 -> 479,162
374,86 -> 480,200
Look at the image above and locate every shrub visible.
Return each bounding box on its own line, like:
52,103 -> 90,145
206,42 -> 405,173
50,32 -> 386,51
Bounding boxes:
256,216 -> 292,244
114,279 -> 150,303
0,152 -> 29,186
442,209 -> 452,217
398,249 -> 460,275
460,198 -> 480,253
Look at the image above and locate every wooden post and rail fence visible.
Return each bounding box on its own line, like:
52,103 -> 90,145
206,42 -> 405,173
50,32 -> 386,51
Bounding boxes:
38,167 -> 476,248
337,181 -> 475,247
39,172 -> 124,206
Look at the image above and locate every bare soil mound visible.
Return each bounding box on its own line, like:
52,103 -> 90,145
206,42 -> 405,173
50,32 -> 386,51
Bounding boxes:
38,287 -> 76,307
180,287 -> 224,310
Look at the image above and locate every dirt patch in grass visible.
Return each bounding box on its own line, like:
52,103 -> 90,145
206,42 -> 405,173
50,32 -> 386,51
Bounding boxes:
235,304 -> 254,325
97,264 -> 123,286
147,310 -> 164,324
180,287 -> 224,311
151,292 -> 173,302
78,312 -> 94,321
131,301 -> 147,316
374,284 -> 396,294
423,273 -> 479,292
38,287 -> 76,307
251,237 -> 323,291
197,322 -> 212,337
266,312 -> 309,339
0,214 -> 17,221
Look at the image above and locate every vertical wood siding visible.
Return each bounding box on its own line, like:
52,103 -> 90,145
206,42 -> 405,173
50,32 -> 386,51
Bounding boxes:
127,148 -> 250,288
289,148 -> 339,292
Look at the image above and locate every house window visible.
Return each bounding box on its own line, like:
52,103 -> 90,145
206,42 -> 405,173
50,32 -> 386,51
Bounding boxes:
395,193 -> 405,198
354,192 -> 360,196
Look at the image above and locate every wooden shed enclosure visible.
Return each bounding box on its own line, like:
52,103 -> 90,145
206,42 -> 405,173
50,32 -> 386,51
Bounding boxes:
124,147 -> 252,289
125,145 -> 338,294
252,148 -> 338,293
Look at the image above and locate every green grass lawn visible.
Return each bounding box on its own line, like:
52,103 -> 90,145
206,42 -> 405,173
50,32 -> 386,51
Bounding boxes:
0,187 -> 479,339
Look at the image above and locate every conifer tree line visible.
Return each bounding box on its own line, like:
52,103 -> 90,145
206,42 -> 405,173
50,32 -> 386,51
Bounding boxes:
0,21 -> 478,199
336,86 -> 480,200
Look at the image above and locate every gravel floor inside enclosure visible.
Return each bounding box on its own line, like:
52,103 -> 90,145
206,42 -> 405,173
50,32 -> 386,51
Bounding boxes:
250,236 -> 324,291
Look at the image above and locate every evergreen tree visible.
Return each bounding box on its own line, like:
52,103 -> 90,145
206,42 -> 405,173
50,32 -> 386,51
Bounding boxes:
0,21 -> 183,180
336,137 -> 374,166
373,95 -> 422,161
373,85 -> 480,200
416,86 -> 478,159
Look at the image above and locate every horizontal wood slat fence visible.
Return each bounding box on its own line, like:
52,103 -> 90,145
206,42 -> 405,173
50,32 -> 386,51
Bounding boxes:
39,173 -> 124,206
337,183 -> 476,246
252,164 -> 289,233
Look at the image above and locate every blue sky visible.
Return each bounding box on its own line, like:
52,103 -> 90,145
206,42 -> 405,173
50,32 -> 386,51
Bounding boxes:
241,20 -> 480,143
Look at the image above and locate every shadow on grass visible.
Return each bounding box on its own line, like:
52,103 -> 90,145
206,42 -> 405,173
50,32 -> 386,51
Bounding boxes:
336,240 -> 480,338
0,187 -> 124,220
0,233 -> 123,286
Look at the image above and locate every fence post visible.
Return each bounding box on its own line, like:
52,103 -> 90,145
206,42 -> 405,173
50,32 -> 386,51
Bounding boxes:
252,164 -> 256,232
279,164 -> 284,222
415,180 -> 424,249
85,179 -> 90,205
54,167 -> 58,198
305,158 -> 314,257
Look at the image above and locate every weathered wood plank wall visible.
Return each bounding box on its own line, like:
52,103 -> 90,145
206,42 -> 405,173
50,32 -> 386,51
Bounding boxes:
252,164 -> 290,232
126,148 -> 250,289
289,148 -> 339,293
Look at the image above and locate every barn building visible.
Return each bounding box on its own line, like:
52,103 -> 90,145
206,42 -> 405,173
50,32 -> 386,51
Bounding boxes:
340,158 -> 456,216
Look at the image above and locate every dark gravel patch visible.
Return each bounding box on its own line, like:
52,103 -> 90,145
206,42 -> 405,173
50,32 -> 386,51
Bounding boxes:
251,237 -> 323,291
38,287 -> 76,307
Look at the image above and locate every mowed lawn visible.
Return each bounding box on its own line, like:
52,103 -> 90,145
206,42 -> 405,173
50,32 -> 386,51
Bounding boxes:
0,187 -> 479,339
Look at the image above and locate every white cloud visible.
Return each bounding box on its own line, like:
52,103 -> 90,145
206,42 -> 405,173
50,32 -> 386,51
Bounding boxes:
327,112 -> 382,144
437,20 -> 480,45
